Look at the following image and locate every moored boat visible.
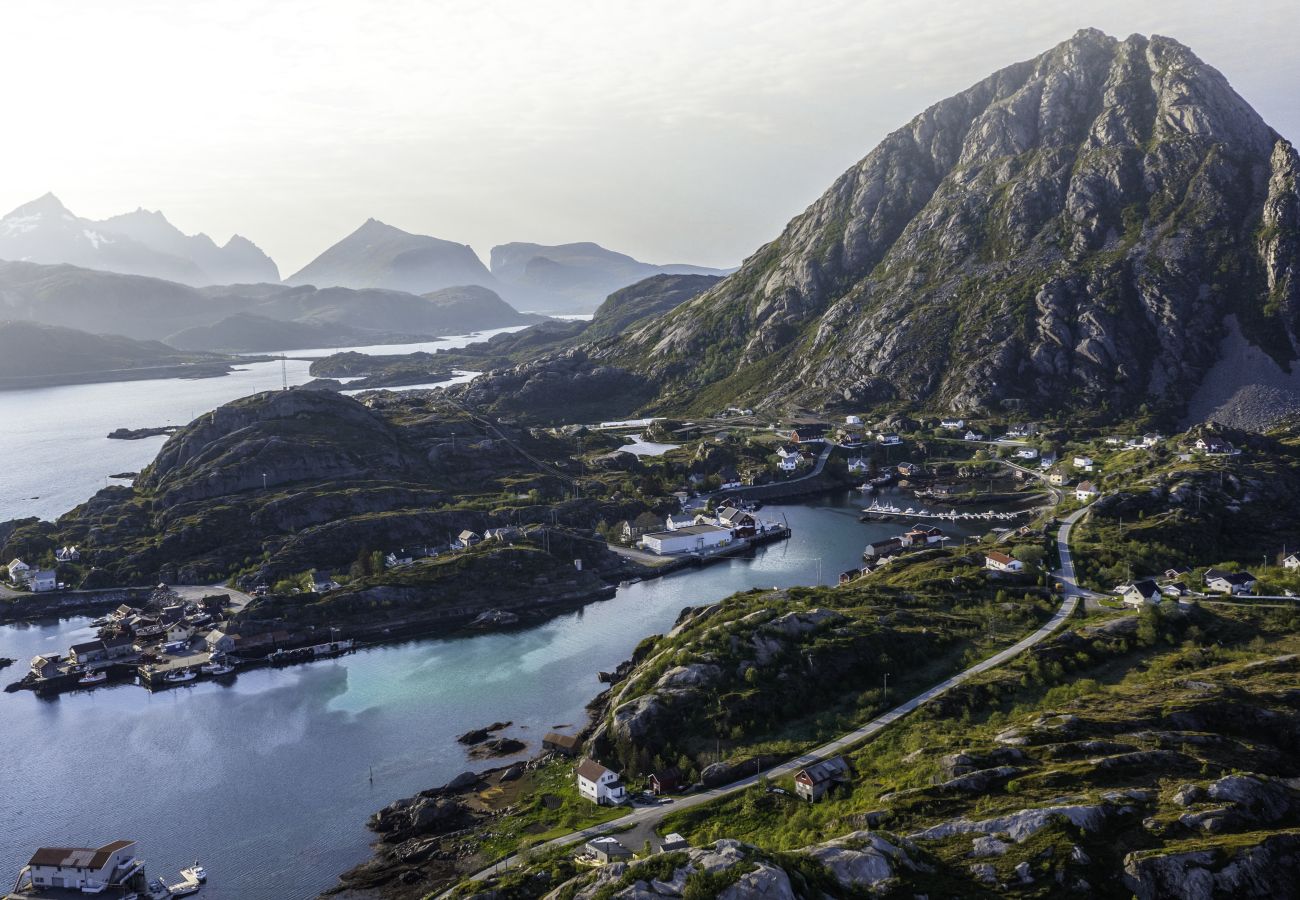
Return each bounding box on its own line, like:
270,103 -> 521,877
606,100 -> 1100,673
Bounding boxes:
163,668 -> 196,684
78,670 -> 108,685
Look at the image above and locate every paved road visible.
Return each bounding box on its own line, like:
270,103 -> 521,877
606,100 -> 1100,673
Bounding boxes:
442,457 -> 1098,894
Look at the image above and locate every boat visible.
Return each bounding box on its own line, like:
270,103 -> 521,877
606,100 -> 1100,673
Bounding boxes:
200,662 -> 234,676
78,670 -> 108,686
163,668 -> 196,684
180,863 -> 206,883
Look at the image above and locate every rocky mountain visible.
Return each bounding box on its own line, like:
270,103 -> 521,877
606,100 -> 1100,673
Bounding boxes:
0,193 -> 278,285
490,241 -> 731,313
455,30 -> 1300,427
286,218 -> 497,295
0,259 -> 536,351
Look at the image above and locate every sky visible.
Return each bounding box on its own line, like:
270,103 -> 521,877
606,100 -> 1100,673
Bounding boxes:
0,0 -> 1295,275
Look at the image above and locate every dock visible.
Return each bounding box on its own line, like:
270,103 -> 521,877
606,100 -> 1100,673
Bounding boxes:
862,502 -> 1031,522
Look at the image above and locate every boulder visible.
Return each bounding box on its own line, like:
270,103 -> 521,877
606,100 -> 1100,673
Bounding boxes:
936,765 -> 1023,793
1205,774 -> 1298,824
802,831 -> 920,890
1123,833 -> 1300,899
969,836 -> 1011,857
716,864 -> 795,900
910,804 -> 1114,843
939,747 -> 1029,777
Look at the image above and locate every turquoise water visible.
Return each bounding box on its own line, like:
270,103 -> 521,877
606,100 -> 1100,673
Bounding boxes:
0,491 -> 993,899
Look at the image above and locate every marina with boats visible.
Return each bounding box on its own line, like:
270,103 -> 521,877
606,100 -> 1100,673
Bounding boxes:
5,839 -> 206,900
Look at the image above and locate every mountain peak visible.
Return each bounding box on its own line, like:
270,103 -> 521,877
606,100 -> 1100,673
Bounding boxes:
6,192 -> 72,219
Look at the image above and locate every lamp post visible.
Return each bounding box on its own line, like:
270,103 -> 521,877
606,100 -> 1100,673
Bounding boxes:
262,472 -> 268,490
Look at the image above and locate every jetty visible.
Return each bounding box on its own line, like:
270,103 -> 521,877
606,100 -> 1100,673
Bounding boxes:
861,500 -> 1031,522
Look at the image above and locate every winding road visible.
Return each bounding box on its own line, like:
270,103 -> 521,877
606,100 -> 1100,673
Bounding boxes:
448,505 -> 1091,891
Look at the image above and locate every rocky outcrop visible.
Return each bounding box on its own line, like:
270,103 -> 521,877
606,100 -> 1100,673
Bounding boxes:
1123,831 -> 1300,899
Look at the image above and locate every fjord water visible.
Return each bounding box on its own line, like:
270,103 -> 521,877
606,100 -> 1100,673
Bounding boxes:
0,493 -> 995,899
0,327 -> 527,523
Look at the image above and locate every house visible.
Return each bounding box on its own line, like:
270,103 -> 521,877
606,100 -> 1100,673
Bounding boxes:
385,550 -> 415,568
716,507 -> 758,537
21,840 -> 140,893
1161,582 -> 1189,597
1284,554 -> 1300,570
1105,436 -> 1127,446
649,768 -> 684,795
575,758 -> 627,806
28,569 -> 57,592
863,537 -> 903,560
1164,566 -> 1192,580
454,530 -> 482,550
1039,451 -> 1057,469
166,622 -> 194,644
964,430 -> 984,442
718,467 -> 743,490
791,425 -> 828,444
845,415 -> 863,426
308,570 -> 339,593
29,654 -> 62,679
896,462 -> 921,477
621,512 -> 663,542
1075,481 -> 1099,502
664,513 -> 696,531
1015,448 -> 1039,460
1122,579 -> 1162,607
7,558 -> 31,583
794,756 -> 852,802
640,525 -> 733,555
1072,456 -> 1094,471
111,604 -> 138,621
55,545 -> 80,562
903,526 -> 946,547
1195,437 -> 1234,455
1205,570 -> 1257,595
776,445 -> 801,472
985,551 -> 1025,573
543,732 -> 581,756
1048,470 -> 1070,487
68,640 -> 107,666
1141,433 -> 1162,448
839,431 -> 867,447
877,432 -> 903,446
205,629 -> 238,654
940,418 -> 965,430
839,568 -> 863,584
847,457 -> 870,473
585,837 -> 632,863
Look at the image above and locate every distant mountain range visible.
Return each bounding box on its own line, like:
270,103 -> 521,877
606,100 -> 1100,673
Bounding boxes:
489,241 -> 732,313
0,259 -> 540,353
0,193 -> 278,285
0,195 -> 730,314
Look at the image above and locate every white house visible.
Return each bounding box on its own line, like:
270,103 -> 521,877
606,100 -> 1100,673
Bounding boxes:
985,551 -> 1024,573
21,841 -> 140,893
1048,470 -> 1070,486
1073,456 -> 1094,471
206,629 -> 238,653
575,758 -> 627,806
1195,437 -> 1234,455
1105,436 -> 1127,446
1204,569 -> 1257,595
845,415 -> 863,426
1284,553 -> 1300,570
28,569 -> 57,592
776,445 -> 801,471
640,525 -> 732,555
454,530 -> 481,550
1121,579 -> 1162,607
877,433 -> 903,446
964,430 -> 984,442
1075,481 -> 1099,502
55,546 -> 80,562
940,418 -> 965,430
7,558 -> 31,583
1015,448 -> 1039,460
1141,433 -> 1162,448
847,457 -> 870,473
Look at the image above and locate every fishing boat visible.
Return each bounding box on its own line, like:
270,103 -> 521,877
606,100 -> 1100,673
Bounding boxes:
200,661 -> 234,676
163,668 -> 196,684
180,862 -> 206,883
78,670 -> 108,686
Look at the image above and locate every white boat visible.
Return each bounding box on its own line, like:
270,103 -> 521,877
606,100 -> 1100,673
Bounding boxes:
201,662 -> 234,676
163,668 -> 196,684
78,670 -> 108,685
180,863 -> 206,883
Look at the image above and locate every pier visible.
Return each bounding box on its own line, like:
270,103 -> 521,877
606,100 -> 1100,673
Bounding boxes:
861,501 -> 1032,522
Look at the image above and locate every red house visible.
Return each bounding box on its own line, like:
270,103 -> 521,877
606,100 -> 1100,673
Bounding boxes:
649,768 -> 684,795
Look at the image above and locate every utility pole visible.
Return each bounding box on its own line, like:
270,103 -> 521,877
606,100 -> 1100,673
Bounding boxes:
883,672 -> 891,703
281,354 -> 288,391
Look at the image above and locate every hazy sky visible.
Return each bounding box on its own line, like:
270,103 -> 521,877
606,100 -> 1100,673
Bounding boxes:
1,1 -> 1295,274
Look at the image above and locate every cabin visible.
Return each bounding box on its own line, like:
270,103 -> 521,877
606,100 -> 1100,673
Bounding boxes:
575,758 -> 627,806
542,732 -> 581,756
649,768 -> 684,795
863,537 -> 903,560
794,756 -> 851,802
585,837 -> 632,863
1122,579 -> 1162,607
454,530 -> 482,550
28,569 -> 57,592
985,551 -> 1024,573
1075,481 -> 1099,502
21,840 -> 139,893
640,525 -> 732,555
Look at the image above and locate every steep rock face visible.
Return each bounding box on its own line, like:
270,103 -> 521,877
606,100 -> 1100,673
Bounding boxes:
587,29 -> 1300,421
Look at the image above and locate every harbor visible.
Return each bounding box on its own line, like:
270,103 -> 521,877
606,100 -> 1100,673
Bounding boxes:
5,839 -> 205,899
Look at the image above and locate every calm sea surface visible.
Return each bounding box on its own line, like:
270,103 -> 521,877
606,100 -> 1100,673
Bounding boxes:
0,491 -> 993,899
0,327 -> 525,523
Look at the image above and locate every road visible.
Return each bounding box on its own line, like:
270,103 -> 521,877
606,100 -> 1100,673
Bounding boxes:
455,529 -> 1085,889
